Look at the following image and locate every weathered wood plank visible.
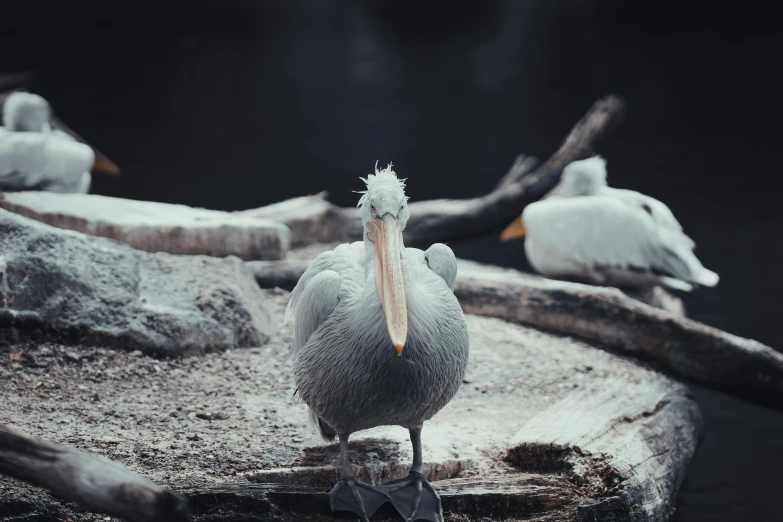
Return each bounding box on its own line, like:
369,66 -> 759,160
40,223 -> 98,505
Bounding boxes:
507,381 -> 700,522
0,192 -> 291,260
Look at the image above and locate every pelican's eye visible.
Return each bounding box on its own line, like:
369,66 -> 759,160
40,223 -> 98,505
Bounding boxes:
398,206 -> 403,216
370,203 -> 376,215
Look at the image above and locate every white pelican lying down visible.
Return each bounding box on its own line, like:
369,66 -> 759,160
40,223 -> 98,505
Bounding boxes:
0,92 -> 119,193
501,156 -> 719,291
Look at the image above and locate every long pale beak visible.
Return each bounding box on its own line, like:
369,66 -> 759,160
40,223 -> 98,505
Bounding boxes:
368,215 -> 408,356
500,217 -> 526,242
51,115 -> 121,176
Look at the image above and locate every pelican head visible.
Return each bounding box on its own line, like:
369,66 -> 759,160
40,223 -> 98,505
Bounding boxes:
501,155 -> 608,242
3,92 -> 51,132
358,163 -> 410,356
553,155 -> 608,197
2,91 -> 121,176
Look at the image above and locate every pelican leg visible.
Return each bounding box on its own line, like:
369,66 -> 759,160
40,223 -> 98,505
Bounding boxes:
328,433 -> 391,522
381,428 -> 443,522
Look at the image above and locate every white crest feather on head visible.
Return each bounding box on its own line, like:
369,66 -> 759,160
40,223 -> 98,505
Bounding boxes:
2,91 -> 50,130
356,161 -> 409,207
568,155 -> 607,177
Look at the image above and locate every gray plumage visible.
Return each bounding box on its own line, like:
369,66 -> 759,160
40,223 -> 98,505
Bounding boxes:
289,241 -> 468,435
285,164 -> 469,521
287,167 -> 468,438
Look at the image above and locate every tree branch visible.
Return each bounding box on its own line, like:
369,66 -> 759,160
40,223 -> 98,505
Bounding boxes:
403,94 -> 625,246
242,94 -> 625,248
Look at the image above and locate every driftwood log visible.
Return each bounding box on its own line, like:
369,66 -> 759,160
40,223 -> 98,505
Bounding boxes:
455,262 -> 783,411
249,253 -> 783,412
506,379 -> 698,522
0,424 -> 189,522
240,95 -> 624,248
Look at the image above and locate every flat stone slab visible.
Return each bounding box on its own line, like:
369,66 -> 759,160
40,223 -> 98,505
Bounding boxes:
0,191 -> 290,260
0,289 -> 701,521
0,209 -> 277,355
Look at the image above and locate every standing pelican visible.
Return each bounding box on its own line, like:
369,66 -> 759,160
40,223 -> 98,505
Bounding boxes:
500,156 -> 719,291
286,164 -> 469,522
0,91 -> 119,193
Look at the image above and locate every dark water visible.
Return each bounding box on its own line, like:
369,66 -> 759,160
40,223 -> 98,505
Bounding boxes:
3,1 -> 783,519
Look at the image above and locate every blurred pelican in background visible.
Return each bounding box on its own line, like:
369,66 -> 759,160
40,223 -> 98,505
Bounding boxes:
500,156 -> 719,292
0,91 -> 120,193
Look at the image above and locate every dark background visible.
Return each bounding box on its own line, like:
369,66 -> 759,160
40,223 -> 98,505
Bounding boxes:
3,1 -> 782,520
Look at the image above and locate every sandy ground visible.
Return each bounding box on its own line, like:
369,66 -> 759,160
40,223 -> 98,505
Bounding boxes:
0,289 -> 677,520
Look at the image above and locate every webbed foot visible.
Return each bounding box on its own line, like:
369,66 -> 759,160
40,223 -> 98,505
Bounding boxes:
380,470 -> 443,522
328,477 -> 392,522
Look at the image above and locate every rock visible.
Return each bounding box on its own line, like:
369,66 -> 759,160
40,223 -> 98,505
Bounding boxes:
0,209 -> 277,355
0,191 -> 291,260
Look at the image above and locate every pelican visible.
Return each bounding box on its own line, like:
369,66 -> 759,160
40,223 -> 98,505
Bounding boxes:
286,164 -> 469,522
0,91 -> 120,193
500,156 -> 719,292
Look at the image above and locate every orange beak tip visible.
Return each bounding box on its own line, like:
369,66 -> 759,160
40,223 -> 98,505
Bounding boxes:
395,343 -> 404,356
91,154 -> 121,176
500,218 -> 526,242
